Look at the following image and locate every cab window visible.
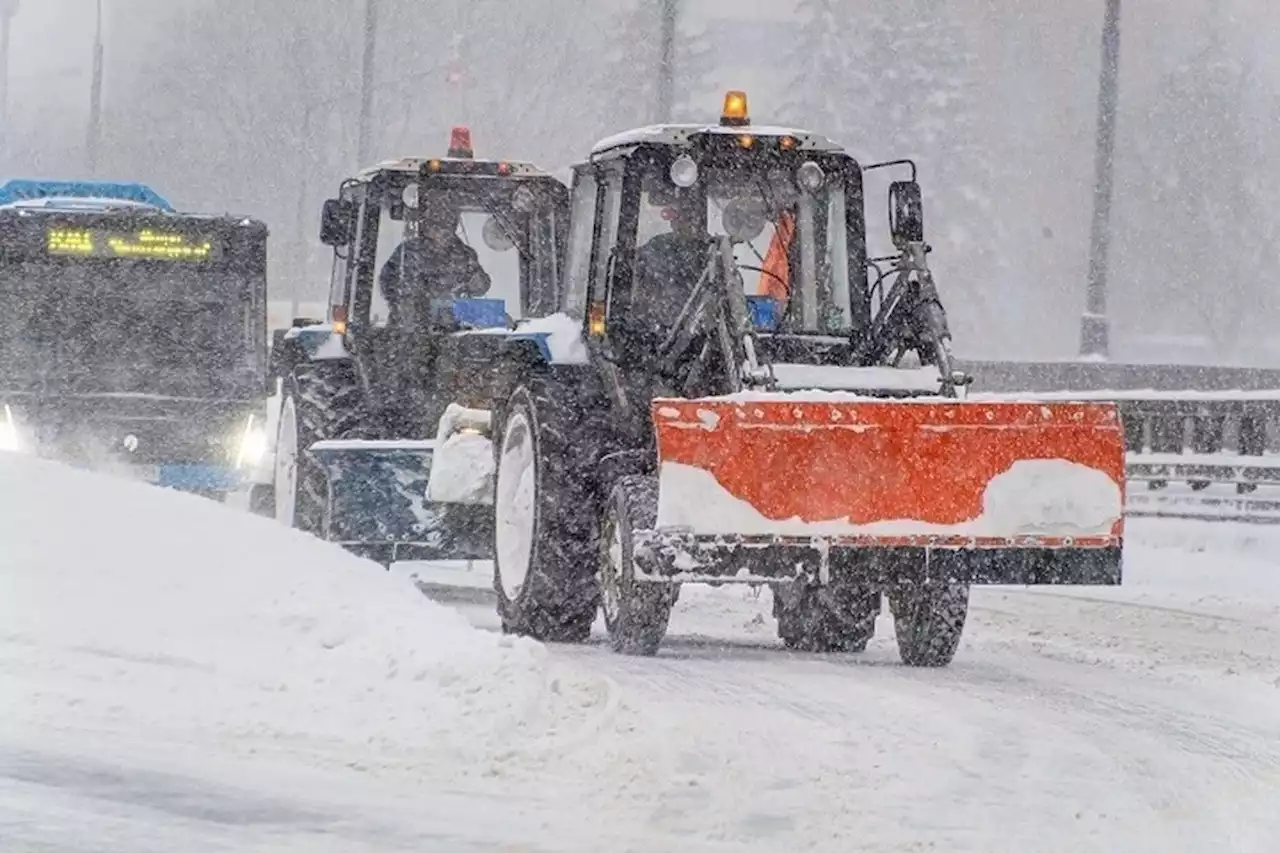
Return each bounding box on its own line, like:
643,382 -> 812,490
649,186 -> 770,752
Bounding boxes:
561,170 -> 598,318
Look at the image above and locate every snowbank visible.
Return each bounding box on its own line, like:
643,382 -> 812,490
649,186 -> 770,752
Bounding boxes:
0,454 -> 603,776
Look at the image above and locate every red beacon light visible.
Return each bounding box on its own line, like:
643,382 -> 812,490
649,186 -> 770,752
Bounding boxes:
448,126 -> 474,159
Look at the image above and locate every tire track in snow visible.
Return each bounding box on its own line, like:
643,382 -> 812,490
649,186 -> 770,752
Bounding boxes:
449,586 -> 1280,852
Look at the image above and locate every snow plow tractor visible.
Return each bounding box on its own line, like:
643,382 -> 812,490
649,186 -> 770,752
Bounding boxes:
268,128 -> 569,566
421,93 -> 1127,665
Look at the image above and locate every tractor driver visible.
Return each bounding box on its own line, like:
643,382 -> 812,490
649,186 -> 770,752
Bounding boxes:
630,198 -> 708,337
380,206 -> 492,328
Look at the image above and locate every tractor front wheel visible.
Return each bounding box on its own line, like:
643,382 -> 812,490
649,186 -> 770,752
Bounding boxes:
273,362 -> 365,537
599,477 -> 678,656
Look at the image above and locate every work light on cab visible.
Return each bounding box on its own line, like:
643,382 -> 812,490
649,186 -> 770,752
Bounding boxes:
797,161 -> 826,192
720,90 -> 749,127
669,155 -> 698,188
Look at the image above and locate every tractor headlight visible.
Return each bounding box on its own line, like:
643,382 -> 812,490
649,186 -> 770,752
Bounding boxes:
0,405 -> 23,453
234,414 -> 269,469
670,155 -> 699,188
796,161 -> 825,192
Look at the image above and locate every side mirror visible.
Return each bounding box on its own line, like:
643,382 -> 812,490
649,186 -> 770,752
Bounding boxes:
888,181 -> 924,246
320,198 -> 351,247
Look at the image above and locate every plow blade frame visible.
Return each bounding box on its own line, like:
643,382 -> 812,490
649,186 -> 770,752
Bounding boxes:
633,532 -> 1122,587
308,440 -> 493,565
649,397 -> 1125,587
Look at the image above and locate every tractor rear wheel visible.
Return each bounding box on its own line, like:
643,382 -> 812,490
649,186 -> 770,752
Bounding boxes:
492,380 -> 600,643
889,580 -> 970,667
600,476 -> 678,656
273,361 -> 365,537
774,580 -> 879,653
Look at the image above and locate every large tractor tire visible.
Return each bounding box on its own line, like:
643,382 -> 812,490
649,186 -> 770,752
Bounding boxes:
273,361 -> 366,537
773,580 -> 880,653
492,380 -> 601,643
889,581 -> 970,667
599,476 -> 679,656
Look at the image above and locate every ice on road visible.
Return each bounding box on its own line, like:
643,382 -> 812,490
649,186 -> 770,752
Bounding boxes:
3,456 -> 1279,851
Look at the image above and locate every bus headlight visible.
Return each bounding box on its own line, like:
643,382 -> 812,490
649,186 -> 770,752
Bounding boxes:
0,405 -> 23,453
234,414 -> 269,469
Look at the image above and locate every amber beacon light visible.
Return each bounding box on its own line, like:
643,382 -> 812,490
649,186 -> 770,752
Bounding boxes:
720,90 -> 750,127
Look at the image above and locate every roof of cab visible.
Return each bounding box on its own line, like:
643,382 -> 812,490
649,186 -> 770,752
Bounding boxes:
353,156 -> 554,181
590,123 -> 846,157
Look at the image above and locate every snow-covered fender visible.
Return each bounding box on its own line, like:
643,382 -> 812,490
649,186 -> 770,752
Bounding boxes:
430,311 -> 598,503
280,323 -> 350,362
453,311 -> 591,368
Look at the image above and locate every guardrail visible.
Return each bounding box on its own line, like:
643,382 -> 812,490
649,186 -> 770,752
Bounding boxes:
961,359 -> 1280,524
256,334 -> 1280,523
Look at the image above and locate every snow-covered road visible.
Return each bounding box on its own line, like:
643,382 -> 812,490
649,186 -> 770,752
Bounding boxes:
4,454 -> 1279,851
431,561 -> 1280,852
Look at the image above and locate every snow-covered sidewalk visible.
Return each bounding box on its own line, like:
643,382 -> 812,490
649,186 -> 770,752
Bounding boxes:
0,454 -> 611,784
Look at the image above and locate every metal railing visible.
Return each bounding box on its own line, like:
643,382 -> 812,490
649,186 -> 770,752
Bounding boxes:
960,359 -> 1280,524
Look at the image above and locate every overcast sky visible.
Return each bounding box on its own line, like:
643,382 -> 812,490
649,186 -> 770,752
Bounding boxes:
4,0 -> 1280,362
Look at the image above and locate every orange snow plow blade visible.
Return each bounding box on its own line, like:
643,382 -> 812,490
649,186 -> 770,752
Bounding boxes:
649,397 -> 1126,586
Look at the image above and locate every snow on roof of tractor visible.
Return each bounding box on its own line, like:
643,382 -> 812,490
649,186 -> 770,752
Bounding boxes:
353,156 -> 552,181
592,91 -> 846,157
591,123 -> 844,156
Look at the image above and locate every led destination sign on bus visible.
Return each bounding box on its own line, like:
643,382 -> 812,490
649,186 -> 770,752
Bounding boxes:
45,227 -> 221,261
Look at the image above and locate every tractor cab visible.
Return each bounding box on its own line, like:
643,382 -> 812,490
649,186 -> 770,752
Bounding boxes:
269,128 -> 570,565
570,92 -> 955,399
311,127 -> 568,427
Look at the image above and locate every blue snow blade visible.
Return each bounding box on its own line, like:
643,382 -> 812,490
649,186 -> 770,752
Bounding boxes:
155,464 -> 242,492
308,440 -> 493,562
451,297 -> 508,329
746,295 -> 779,330
507,331 -> 555,362
0,179 -> 175,212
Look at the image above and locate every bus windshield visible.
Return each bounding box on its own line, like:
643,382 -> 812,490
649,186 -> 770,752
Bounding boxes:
0,259 -> 256,383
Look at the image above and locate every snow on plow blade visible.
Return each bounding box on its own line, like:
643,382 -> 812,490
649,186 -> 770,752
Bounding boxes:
649,397 -> 1125,586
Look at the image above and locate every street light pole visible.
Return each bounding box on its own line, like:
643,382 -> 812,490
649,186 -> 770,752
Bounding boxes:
655,0 -> 678,124
1080,0 -> 1121,359
85,0 -> 105,176
356,0 -> 378,168
0,0 -> 19,157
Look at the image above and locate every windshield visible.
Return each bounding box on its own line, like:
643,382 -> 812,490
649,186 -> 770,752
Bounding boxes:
637,163 -> 854,334
367,181 -> 558,325
0,261 -> 254,382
